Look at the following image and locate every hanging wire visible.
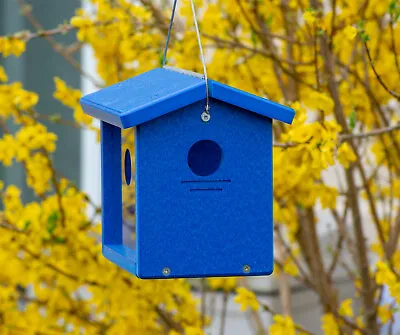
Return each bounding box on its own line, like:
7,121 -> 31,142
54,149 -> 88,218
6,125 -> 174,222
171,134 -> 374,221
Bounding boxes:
162,0 -> 178,68
162,0 -> 211,118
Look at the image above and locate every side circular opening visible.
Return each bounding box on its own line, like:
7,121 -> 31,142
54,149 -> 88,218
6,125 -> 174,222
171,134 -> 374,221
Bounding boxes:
124,149 -> 132,185
187,140 -> 222,177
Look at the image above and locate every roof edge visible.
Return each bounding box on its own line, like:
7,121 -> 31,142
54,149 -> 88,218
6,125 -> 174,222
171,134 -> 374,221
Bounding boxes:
120,81 -> 206,128
81,97 -> 123,128
209,81 -> 295,124
81,80 -> 207,129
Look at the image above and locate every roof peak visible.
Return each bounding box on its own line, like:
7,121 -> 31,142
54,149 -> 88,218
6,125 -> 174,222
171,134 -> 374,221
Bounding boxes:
163,66 -> 204,79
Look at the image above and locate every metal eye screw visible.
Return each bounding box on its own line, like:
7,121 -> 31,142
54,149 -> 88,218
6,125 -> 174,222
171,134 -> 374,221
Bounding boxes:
162,267 -> 171,276
201,111 -> 211,123
243,265 -> 251,273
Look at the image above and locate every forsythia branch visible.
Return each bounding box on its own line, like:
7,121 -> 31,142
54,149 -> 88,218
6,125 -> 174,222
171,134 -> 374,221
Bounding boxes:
274,123 -> 400,148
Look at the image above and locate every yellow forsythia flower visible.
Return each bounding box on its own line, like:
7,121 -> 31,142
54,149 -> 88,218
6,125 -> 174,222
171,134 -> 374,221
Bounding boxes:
353,316 -> 365,335
339,299 -> 353,317
319,185 -> 338,209
234,287 -> 260,311
70,16 -> 91,28
53,77 -> 92,125
208,277 -> 237,292
303,11 -> 316,24
337,143 -> 357,168
305,91 -> 335,114
0,134 -> 17,166
53,77 -> 81,109
376,261 -> 396,286
0,65 -> 7,82
393,179 -> 400,198
283,261 -> 299,277
389,283 -> 400,304
321,314 -> 340,335
291,101 -> 307,126
392,250 -> 400,273
25,153 -> 52,195
13,89 -> 39,110
270,315 -> 296,335
0,37 -> 26,57
343,25 -> 357,40
70,16 -> 95,42
378,304 -> 393,324
184,326 -> 204,335
371,243 -> 384,258
16,124 -> 57,155
74,106 -> 93,125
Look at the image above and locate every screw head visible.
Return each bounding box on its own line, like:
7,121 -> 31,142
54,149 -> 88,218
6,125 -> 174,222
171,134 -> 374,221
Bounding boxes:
243,265 -> 251,274
162,267 -> 171,276
201,112 -> 211,123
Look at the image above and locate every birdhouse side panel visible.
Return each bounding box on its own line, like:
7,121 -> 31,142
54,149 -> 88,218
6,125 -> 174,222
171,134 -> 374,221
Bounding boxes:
101,121 -> 123,246
100,122 -> 137,275
135,99 -> 273,278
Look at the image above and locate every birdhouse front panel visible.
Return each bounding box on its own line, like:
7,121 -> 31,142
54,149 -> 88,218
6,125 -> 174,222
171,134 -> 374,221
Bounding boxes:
135,98 -> 273,278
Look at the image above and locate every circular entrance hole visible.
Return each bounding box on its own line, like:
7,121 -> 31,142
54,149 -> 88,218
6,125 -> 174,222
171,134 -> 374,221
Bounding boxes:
187,140 -> 222,177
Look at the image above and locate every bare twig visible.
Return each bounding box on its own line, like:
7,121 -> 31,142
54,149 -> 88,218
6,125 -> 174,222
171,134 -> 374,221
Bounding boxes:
389,14 -> 400,78
364,41 -> 400,101
0,221 -> 24,233
219,292 -> 229,335
16,0 -> 103,87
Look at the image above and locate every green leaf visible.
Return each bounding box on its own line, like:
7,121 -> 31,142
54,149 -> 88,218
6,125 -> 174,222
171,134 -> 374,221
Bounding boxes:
389,0 -> 397,14
314,141 -> 325,150
251,30 -> 258,46
49,114 -> 62,123
356,20 -> 366,30
265,14 -> 273,27
349,110 -> 357,130
53,236 -> 66,244
361,32 -> 370,43
46,211 -> 59,235
23,221 -> 31,232
158,52 -> 166,67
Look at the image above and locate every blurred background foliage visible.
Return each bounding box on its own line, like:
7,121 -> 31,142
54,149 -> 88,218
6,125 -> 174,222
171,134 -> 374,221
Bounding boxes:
0,0 -> 400,334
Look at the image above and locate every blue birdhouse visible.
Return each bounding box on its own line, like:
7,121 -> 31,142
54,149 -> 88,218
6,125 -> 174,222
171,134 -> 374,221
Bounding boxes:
80,67 -> 295,279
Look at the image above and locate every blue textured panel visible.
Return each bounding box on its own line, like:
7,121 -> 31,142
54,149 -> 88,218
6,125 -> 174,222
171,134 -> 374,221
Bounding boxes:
80,67 -> 295,128
136,99 -> 273,279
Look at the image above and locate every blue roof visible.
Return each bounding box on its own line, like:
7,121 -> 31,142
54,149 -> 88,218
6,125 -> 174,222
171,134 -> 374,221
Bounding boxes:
81,67 -> 295,128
